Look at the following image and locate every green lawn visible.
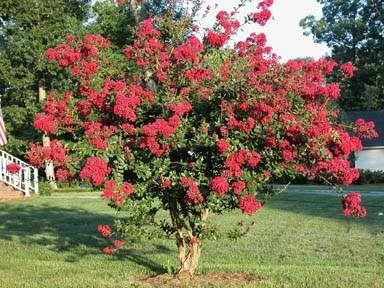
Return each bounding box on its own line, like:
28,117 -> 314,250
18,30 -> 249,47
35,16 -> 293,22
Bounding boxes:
0,185 -> 383,287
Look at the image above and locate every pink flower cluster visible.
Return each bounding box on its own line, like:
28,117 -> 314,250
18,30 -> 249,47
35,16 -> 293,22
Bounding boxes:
340,62 -> 355,78
167,100 -> 193,116
139,116 -> 180,156
210,176 -> 229,197
102,240 -> 125,255
354,118 -> 379,139
97,224 -> 111,238
173,36 -> 203,63
80,156 -> 111,186
55,168 -> 71,181
46,34 -> 110,79
232,181 -> 246,195
207,11 -> 240,47
123,18 -> 170,82
26,140 -> 68,169
249,0 -> 273,26
101,180 -> 135,207
34,92 -> 73,134
224,150 -> 261,177
314,158 -> 359,185
180,177 -> 204,205
238,195 -> 263,214
184,68 -> 213,83
34,114 -> 57,134
6,163 -> 21,174
216,139 -> 231,154
83,122 -> 117,150
341,192 -> 367,218
113,85 -> 154,122
98,223 -> 125,255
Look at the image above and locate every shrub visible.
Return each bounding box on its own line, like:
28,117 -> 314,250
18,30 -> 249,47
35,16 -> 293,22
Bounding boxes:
355,169 -> 384,184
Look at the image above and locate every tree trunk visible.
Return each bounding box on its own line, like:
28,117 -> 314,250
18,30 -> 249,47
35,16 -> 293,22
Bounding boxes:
130,0 -> 142,23
39,84 -> 57,190
177,235 -> 201,277
169,201 -> 207,277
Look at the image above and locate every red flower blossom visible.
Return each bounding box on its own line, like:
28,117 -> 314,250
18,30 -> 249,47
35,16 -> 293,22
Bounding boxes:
239,195 -> 262,214
83,122 -> 117,150
314,158 -> 359,185
340,62 -> 355,78
26,144 -> 45,168
232,181 -> 246,195
55,168 -> 71,181
354,118 -> 378,139
341,192 -> 367,218
184,68 -> 213,83
167,100 -> 193,116
102,246 -> 114,255
249,9 -> 272,26
120,182 -> 134,196
207,31 -> 227,47
281,149 -> 296,161
121,123 -> 136,135
113,239 -> 124,249
101,180 -> 116,200
183,185 -> 204,205
50,140 -> 68,165
180,177 -> 204,205
82,61 -> 98,76
34,113 -> 57,134
80,156 -> 111,186
6,163 -> 21,174
216,139 -> 230,154
97,224 -> 111,238
173,36 -> 203,63
162,178 -> 172,189
247,152 -> 261,167
210,176 -> 229,197
113,94 -> 140,122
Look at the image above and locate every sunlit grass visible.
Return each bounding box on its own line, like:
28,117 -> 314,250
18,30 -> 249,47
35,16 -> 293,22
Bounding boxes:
0,185 -> 383,287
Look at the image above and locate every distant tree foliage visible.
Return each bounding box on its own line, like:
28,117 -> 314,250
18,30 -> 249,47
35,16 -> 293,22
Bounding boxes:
0,0 -> 90,156
301,0 -> 384,111
89,0 -> 187,48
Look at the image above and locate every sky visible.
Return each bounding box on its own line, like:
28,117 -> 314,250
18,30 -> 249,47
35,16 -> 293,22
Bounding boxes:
196,0 -> 331,61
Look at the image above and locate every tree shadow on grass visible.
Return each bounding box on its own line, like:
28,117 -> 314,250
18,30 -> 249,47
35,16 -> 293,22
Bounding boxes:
0,202 -> 172,274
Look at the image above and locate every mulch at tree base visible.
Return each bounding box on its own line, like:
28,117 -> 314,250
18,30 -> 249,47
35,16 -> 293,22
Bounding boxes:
137,272 -> 265,287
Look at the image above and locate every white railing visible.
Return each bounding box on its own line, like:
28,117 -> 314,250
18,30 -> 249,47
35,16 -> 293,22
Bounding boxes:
0,150 -> 38,197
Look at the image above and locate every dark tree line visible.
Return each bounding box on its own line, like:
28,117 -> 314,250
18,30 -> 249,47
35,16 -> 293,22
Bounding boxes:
301,0 -> 384,111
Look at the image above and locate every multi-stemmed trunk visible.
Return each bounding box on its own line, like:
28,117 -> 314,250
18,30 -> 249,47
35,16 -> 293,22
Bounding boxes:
170,200 -> 208,277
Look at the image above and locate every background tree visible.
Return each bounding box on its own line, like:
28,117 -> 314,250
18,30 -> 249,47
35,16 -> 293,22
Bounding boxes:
300,0 -> 384,111
89,0 -> 186,49
0,0 -> 90,158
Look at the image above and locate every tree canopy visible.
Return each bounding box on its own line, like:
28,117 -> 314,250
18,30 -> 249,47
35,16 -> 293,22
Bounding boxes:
29,0 -> 375,276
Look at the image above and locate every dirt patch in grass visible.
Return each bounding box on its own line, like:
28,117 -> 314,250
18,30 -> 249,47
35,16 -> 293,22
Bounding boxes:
137,272 -> 265,287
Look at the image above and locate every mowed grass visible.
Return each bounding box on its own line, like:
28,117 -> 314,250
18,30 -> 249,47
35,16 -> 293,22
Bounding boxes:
0,185 -> 383,287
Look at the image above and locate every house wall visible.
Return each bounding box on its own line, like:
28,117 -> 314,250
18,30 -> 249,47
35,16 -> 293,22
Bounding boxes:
355,147 -> 384,171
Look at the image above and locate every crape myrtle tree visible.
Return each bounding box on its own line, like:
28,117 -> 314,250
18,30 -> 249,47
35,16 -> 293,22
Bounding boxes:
28,0 -> 376,276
